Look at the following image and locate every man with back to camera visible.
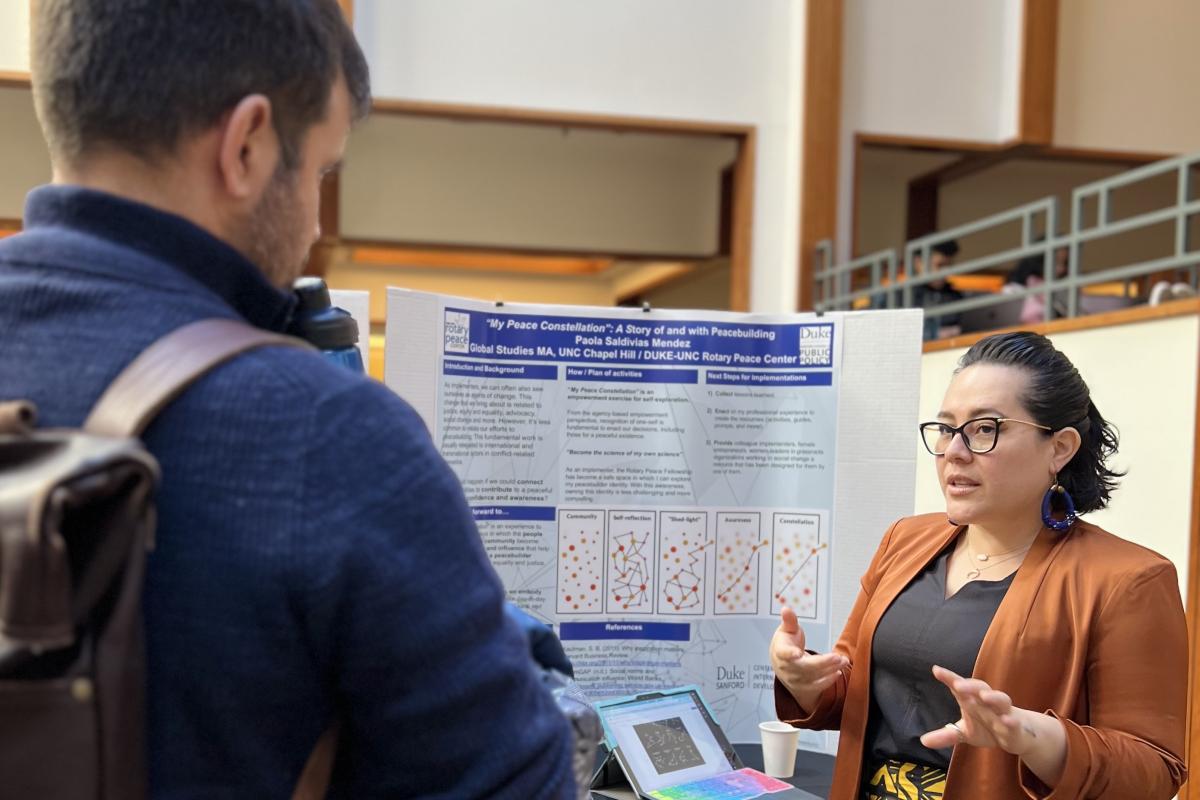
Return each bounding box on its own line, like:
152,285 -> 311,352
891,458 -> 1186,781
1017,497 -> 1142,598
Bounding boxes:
0,1 -> 575,797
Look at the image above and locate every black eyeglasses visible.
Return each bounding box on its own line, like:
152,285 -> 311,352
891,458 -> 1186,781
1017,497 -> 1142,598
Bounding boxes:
918,417 -> 1052,455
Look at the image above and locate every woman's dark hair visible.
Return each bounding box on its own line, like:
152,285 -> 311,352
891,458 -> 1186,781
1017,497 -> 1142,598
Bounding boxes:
1005,253 -> 1043,287
957,331 -> 1122,513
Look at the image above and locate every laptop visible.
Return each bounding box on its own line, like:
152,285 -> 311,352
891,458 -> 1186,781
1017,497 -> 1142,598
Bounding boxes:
957,296 -> 1026,333
1078,293 -> 1137,313
591,686 -> 819,800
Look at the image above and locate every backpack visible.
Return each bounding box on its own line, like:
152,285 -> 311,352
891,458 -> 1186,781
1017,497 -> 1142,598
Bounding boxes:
0,318 -> 335,799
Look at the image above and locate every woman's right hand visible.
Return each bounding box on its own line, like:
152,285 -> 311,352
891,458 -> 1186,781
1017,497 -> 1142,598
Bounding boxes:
769,606 -> 849,713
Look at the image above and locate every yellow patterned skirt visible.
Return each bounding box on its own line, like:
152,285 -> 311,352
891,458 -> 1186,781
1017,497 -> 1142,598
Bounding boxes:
862,759 -> 948,800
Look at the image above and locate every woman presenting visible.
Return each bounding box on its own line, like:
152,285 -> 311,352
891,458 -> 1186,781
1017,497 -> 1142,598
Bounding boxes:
771,331 -> 1187,799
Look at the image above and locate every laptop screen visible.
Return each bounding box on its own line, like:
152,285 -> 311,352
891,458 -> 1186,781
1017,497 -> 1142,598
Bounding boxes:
598,689 -> 737,793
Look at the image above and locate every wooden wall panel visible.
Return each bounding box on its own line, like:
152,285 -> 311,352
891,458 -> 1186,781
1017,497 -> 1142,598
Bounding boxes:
1019,0 -> 1060,144
798,0 -> 844,310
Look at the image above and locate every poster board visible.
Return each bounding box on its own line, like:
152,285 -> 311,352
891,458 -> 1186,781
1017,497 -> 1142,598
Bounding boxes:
385,289 -> 922,751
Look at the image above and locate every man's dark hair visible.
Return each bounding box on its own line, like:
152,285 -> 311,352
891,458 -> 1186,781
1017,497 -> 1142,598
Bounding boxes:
957,331 -> 1123,514
931,239 -> 960,258
910,239 -> 959,267
32,0 -> 371,170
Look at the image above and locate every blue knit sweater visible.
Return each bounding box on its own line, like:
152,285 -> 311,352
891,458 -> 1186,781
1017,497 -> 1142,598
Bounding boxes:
0,186 -> 575,799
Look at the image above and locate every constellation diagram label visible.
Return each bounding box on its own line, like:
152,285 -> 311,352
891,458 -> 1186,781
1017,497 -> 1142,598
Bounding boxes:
770,513 -> 826,619
557,509 -> 605,614
633,717 -> 705,776
657,511 -> 710,616
606,510 -> 656,614
714,512 -> 765,615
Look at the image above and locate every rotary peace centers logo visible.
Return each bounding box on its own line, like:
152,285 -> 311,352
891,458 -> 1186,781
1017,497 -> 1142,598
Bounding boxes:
444,310 -> 471,354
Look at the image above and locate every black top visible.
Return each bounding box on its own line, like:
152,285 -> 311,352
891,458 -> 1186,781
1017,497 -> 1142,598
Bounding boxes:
865,548 -> 1014,768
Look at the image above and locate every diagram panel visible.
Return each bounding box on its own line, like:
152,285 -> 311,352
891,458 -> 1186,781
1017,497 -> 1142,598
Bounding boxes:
657,511 -> 710,615
557,509 -> 604,614
606,510 -> 656,614
714,512 -> 765,615
770,513 -> 826,619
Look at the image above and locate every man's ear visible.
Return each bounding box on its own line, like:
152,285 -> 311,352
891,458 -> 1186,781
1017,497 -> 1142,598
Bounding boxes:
216,94 -> 278,200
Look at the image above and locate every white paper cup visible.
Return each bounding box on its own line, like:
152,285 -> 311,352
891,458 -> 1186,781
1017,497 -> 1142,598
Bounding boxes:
758,720 -> 801,778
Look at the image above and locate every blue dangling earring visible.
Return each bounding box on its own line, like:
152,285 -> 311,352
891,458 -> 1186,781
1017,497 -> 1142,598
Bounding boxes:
1041,475 -> 1077,531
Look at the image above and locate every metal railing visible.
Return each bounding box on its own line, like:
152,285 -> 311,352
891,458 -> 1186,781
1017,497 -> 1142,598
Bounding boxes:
814,241 -> 897,310
814,149 -> 1200,325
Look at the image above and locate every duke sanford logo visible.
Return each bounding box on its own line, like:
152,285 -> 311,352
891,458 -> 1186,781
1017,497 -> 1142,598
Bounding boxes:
444,310 -> 471,354
715,664 -> 747,690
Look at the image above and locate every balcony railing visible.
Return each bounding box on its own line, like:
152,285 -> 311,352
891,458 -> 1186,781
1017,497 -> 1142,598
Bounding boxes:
814,150 -> 1200,327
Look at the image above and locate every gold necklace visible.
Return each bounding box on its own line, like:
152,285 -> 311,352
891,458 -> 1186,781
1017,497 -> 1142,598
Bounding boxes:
963,547 -> 1030,580
962,532 -> 1037,581
968,539 -> 1028,563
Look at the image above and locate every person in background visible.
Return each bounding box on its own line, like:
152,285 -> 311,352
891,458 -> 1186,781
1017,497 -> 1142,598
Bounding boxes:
1003,246 -> 1069,323
910,240 -> 963,340
769,331 -> 1187,799
0,1 -> 575,797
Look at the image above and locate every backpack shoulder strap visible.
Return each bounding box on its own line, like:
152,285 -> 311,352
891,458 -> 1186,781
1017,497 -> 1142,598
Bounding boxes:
85,318 -> 340,796
84,318 -> 312,438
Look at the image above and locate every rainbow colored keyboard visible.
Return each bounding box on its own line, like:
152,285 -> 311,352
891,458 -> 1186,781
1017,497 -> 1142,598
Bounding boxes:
647,768 -> 794,800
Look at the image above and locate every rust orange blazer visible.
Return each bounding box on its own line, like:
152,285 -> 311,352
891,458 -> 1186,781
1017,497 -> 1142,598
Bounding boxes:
776,513 -> 1188,799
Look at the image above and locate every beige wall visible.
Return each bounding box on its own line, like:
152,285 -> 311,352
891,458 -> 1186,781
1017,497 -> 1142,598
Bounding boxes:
938,159 -> 1175,273
855,152 -> 1178,277
854,148 -> 957,255
1056,0 -> 1200,154
0,1 -> 30,73
842,0 -> 1023,143
324,254 -> 731,322
639,259 -> 731,310
838,0 -> 1200,262
0,87 -> 50,218
836,0 -> 1025,261
341,115 -> 736,256
608,262 -> 695,306
355,0 -> 806,314
325,260 -> 619,323
915,313 -> 1200,595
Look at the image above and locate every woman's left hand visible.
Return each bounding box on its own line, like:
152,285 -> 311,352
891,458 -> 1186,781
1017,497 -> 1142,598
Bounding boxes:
918,665 -> 1042,755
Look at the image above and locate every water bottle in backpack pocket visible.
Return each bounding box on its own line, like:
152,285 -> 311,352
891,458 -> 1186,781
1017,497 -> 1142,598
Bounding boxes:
290,277 -> 364,374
